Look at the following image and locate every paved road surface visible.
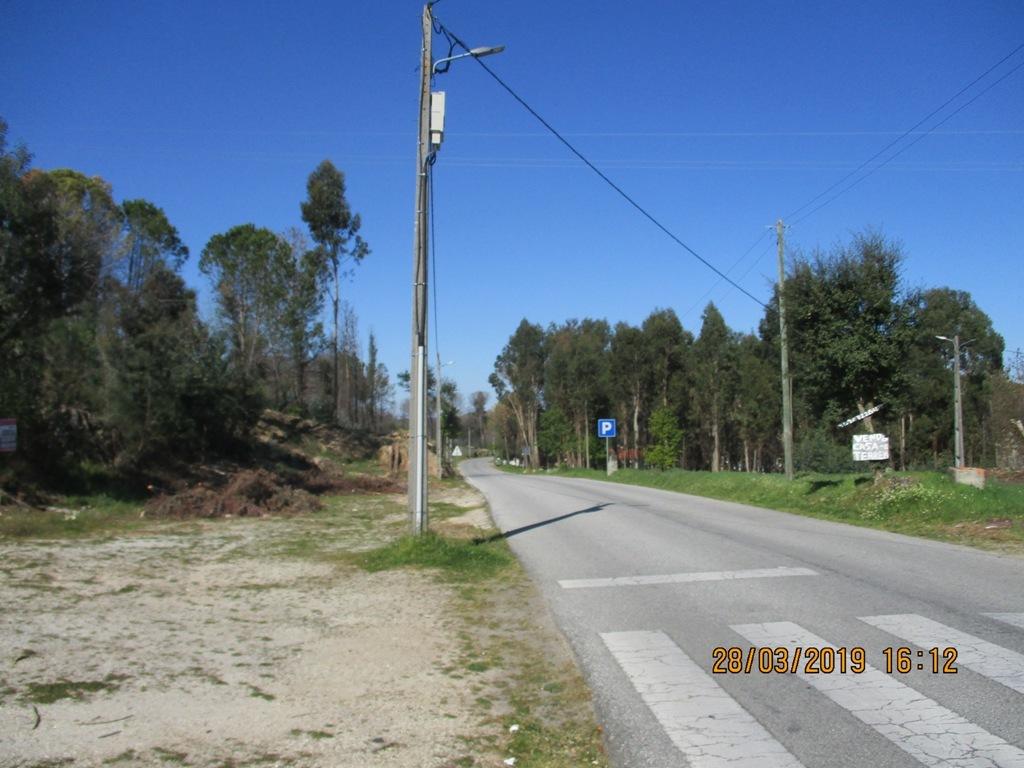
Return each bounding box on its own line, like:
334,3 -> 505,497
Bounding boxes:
461,459 -> 1024,768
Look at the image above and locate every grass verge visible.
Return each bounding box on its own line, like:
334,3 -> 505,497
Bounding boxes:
358,532 -> 514,581
0,494 -> 145,540
354,475 -> 609,767
526,466 -> 1024,552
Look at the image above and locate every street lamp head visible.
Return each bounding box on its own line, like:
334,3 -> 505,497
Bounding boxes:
936,335 -> 950,342
433,44 -> 505,74
469,45 -> 505,58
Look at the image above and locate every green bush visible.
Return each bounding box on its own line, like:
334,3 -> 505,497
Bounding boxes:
795,428 -> 856,473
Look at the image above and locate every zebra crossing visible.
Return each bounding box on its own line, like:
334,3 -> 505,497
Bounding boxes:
599,612 -> 1024,768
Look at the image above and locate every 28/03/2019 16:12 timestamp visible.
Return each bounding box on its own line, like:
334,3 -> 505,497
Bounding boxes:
711,645 -> 959,675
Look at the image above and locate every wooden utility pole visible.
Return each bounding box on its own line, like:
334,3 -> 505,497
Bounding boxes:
776,219 -> 794,480
408,4 -> 432,534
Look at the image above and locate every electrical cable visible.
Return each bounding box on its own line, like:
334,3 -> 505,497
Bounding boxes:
792,55 -> 1024,226
433,16 -> 768,309
680,230 -> 772,319
785,41 -> 1024,223
430,162 -> 441,372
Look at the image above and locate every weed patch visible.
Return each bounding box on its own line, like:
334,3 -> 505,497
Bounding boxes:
24,674 -> 128,704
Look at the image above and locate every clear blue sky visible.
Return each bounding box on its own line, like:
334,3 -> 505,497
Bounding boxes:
3,0 -> 1022,411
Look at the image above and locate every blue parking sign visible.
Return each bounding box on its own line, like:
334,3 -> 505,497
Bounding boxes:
597,418 -> 617,438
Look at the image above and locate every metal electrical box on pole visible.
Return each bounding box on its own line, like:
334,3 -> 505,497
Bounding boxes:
430,91 -> 446,147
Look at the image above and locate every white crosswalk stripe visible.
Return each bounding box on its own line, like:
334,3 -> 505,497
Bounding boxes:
601,630 -> 805,768
559,565 -> 817,589
732,621 -> 1024,768
860,613 -> 1024,695
986,613 -> 1024,632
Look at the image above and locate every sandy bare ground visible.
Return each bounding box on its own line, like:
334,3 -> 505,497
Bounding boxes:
0,491 -> 498,767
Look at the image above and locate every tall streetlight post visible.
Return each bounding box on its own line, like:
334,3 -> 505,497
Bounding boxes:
408,3 -> 503,535
936,334 -> 973,469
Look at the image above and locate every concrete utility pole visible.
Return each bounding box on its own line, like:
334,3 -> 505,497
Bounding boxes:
953,335 -> 965,469
937,334 -> 968,469
408,4 -> 433,535
436,351 -> 444,477
776,219 -> 794,480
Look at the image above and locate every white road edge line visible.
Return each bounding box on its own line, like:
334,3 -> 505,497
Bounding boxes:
986,613 -> 1024,632
860,613 -> 1024,695
601,630 -> 805,768
560,565 -> 817,589
732,621 -> 1024,768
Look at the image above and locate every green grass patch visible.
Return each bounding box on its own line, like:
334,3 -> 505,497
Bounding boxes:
103,751 -> 137,765
24,673 -> 128,704
289,728 -> 334,740
245,683 -> 275,701
549,467 -> 1024,550
357,532 -> 514,581
0,494 -> 144,540
429,501 -> 477,521
152,747 -> 189,764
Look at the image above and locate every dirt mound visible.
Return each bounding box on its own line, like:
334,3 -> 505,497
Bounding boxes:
256,410 -> 383,462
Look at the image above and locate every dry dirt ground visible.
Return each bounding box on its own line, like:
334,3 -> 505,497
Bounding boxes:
0,482 -> 598,768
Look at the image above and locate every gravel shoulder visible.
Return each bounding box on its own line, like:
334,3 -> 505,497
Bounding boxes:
0,479 -> 608,768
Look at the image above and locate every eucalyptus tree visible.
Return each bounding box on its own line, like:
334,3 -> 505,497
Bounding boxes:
641,308 -> 688,409
732,333 -> 778,471
609,322 -> 646,465
490,319 -> 546,468
200,224 -> 292,379
120,199 -> 188,291
692,303 -> 735,471
300,160 -> 368,424
902,287 -> 1003,467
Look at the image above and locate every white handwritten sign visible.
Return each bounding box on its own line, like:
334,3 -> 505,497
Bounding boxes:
852,433 -> 889,461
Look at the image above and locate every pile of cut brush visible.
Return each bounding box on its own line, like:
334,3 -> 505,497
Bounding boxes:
145,459 -> 401,520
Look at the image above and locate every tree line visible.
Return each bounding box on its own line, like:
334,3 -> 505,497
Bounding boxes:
488,232 -> 1021,473
0,119 -> 391,484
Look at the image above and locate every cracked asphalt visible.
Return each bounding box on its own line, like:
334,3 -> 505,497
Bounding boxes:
462,459 -> 1024,768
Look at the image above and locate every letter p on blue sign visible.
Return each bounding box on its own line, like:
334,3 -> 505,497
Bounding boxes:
597,419 -> 617,438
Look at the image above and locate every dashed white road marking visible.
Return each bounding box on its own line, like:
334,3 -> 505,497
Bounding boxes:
560,565 -> 817,589
861,614 -> 1024,695
986,613 -> 1024,632
732,621 -> 1024,768
601,630 -> 804,768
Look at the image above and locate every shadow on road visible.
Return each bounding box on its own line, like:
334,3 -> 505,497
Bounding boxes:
475,503 -> 611,544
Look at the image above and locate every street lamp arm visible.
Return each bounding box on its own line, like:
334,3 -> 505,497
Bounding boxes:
433,45 -> 505,74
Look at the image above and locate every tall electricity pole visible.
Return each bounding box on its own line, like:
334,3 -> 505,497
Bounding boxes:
436,351 -> 444,478
776,219 -> 794,480
953,334 -> 965,469
937,334 -> 968,469
408,4 -> 432,535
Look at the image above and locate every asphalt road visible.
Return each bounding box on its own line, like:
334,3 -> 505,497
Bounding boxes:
461,459 -> 1024,768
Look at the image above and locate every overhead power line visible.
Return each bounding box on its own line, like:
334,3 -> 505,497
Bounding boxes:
791,55 -> 1024,226
785,41 -> 1024,223
433,16 -> 767,309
